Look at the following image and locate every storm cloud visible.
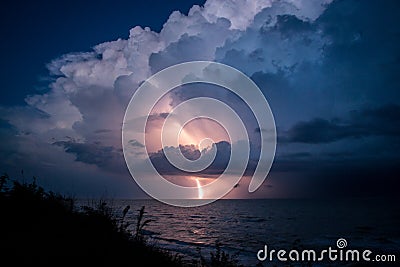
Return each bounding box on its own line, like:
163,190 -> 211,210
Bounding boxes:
149,141 -> 231,175
284,104 -> 400,143
0,0 -> 399,197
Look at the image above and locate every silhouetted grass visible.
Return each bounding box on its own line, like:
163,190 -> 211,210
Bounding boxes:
196,241 -> 244,267
0,174 -> 183,266
0,174 -> 243,267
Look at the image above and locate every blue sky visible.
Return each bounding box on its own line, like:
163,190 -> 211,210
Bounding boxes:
0,0 -> 399,198
0,0 -> 205,106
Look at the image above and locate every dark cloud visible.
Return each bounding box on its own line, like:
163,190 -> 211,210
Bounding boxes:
316,0 -> 400,104
175,144 -> 201,160
53,141 -> 125,173
149,141 -> 231,175
147,113 -> 170,122
128,139 -> 145,148
279,152 -> 312,160
273,14 -> 314,37
273,158 -> 400,198
354,104 -> 400,125
284,104 -> 400,143
94,129 -> 112,134
149,140 -> 264,177
284,118 -> 362,144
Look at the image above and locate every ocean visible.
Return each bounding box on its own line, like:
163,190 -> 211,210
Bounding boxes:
79,198 -> 400,266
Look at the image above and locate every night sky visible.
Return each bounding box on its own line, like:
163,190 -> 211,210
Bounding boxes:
0,0 -> 399,198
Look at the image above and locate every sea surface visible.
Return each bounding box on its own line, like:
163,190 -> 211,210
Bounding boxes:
78,198 -> 400,266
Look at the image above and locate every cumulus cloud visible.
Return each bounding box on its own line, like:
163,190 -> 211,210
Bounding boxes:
1,0 -> 331,153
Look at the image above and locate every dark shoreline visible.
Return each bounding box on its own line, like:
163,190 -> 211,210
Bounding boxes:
0,174 -> 242,267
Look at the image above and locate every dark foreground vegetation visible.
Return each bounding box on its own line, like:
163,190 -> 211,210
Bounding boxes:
0,174 -> 242,267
